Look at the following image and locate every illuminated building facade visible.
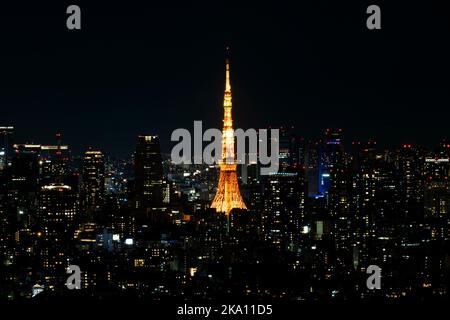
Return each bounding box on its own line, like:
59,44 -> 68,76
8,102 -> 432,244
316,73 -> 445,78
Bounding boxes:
39,183 -> 79,289
39,133 -> 70,185
0,126 -> 14,171
0,127 -> 14,263
12,139 -> 70,187
83,149 -> 105,211
134,135 -> 164,209
211,50 -> 247,214
306,140 -> 320,197
349,140 -> 378,267
423,147 -> 450,240
319,128 -> 344,199
263,170 -> 305,250
399,144 -> 425,220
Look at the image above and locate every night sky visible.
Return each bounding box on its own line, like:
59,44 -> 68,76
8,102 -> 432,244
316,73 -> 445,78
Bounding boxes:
0,1 -> 449,157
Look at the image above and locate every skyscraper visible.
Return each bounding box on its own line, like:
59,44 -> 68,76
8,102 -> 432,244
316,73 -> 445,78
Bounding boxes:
0,126 -> 14,171
211,48 -> 247,215
350,140 -> 378,267
263,169 -> 305,251
423,153 -> 450,220
278,126 -> 305,171
0,127 -> 13,265
399,144 -> 425,220
319,128 -> 345,199
306,140 -> 320,197
39,183 -> 79,289
39,133 -> 70,185
82,149 -> 105,212
134,135 -> 164,209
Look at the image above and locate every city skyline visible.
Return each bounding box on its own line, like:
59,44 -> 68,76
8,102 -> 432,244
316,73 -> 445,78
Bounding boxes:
2,112 -> 450,303
1,1 -> 449,310
1,2 -> 449,157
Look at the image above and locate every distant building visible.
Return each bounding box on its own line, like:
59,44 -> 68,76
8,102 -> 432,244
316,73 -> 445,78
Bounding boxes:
39,133 -> 71,185
278,126 -> 305,171
0,126 -> 14,171
423,156 -> 450,220
398,144 -> 425,220
306,140 -> 320,197
39,183 -> 79,290
82,149 -> 105,211
134,135 -> 164,209
263,169 -> 305,251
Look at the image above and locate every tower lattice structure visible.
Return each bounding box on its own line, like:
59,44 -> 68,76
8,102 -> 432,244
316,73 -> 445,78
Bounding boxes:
211,49 -> 247,215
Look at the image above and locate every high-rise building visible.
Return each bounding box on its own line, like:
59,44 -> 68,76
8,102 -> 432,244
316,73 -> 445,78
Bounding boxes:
39,183 -> 79,289
0,127 -> 14,258
263,168 -> 306,251
423,155 -> 450,220
306,140 -> 320,197
278,126 -> 305,171
374,156 -> 399,222
398,144 -> 425,220
211,48 -> 247,215
240,154 -> 260,185
321,129 -> 348,217
424,180 -> 449,219
350,140 -> 377,231
9,145 -> 40,228
134,135 -> 164,209
82,149 -> 105,211
349,140 -> 378,267
0,126 -> 14,171
39,133 -> 70,185
319,128 -> 345,199
13,138 -> 70,186
317,129 -> 352,265
9,144 -> 40,192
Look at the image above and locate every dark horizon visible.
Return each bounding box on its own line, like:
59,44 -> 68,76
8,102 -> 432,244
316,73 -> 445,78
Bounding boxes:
1,2 -> 449,157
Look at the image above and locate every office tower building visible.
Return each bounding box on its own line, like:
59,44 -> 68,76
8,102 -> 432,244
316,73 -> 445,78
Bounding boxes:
0,126 -> 14,171
7,144 -> 40,233
317,129 -> 352,268
278,126 -> 305,171
134,135 -> 164,209
374,157 -> 400,222
240,153 -> 260,185
423,151 -> 449,231
424,155 -> 449,182
306,140 -> 320,197
0,127 -> 13,256
350,140 -> 378,267
319,128 -> 345,199
424,180 -> 449,219
82,149 -> 105,211
434,139 -> 450,158
39,133 -> 70,185
350,140 -> 377,230
10,144 -> 40,193
322,129 -> 349,217
240,152 -> 263,213
399,144 -> 425,220
263,168 -> 306,251
39,183 -> 79,289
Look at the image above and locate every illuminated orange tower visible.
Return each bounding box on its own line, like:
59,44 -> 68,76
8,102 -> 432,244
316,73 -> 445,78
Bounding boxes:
211,48 -> 247,215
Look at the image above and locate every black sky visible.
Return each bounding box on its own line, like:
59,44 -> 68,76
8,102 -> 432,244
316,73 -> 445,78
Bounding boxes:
0,1 -> 449,157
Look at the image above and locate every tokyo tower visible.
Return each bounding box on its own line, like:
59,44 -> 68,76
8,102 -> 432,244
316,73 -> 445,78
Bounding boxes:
211,48 -> 247,215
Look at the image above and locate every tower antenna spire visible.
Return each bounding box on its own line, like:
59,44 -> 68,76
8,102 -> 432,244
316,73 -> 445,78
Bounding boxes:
225,46 -> 231,92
